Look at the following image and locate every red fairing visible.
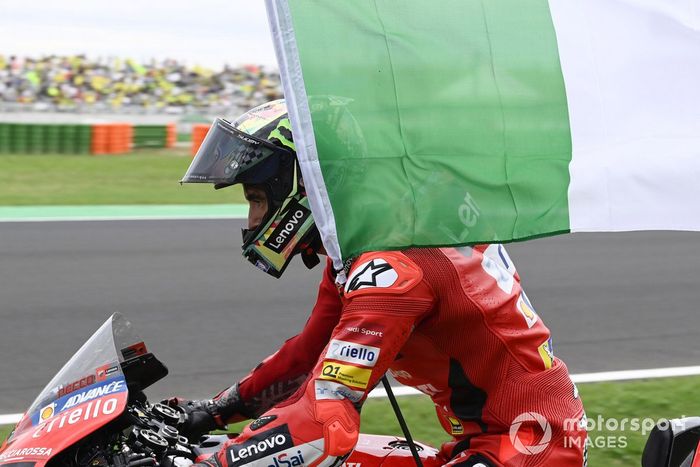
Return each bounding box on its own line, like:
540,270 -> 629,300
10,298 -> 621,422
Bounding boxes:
0,392 -> 128,467
344,434 -> 443,467
692,439 -> 700,467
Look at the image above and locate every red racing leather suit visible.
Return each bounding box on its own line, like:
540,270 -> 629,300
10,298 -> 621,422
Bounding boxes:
204,245 -> 587,467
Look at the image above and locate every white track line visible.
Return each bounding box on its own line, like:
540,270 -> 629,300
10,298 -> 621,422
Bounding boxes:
2,365 -> 700,425
366,365 -> 700,399
0,414 -> 21,425
569,365 -> 700,384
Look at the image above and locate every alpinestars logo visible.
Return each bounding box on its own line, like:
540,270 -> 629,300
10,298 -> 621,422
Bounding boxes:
345,259 -> 398,293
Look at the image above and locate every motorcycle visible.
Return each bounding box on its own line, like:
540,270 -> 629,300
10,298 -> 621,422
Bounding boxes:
0,313 -> 441,467
642,418 -> 700,467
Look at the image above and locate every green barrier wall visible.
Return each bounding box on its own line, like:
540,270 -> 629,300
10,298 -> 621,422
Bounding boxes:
0,124 -> 10,153
77,125 -> 91,154
0,123 -> 93,154
0,123 -> 172,154
10,124 -> 28,153
133,125 -> 167,148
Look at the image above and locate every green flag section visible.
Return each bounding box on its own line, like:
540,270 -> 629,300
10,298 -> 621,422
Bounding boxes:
266,0 -> 700,269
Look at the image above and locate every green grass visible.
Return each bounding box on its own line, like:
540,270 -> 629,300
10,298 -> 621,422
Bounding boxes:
0,425 -> 11,443
0,150 -> 245,205
367,376 -> 700,466
2,376 -> 699,464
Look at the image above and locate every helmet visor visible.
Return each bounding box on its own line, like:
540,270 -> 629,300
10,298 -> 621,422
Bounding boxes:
181,118 -> 293,186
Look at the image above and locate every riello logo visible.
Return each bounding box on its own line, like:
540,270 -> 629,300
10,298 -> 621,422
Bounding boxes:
326,339 -> 380,367
33,397 -> 120,438
338,344 -> 375,362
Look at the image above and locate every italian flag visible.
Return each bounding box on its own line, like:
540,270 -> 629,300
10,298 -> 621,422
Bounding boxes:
265,0 -> 700,269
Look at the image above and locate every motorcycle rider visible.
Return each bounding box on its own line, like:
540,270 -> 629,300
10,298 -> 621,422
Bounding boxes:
176,100 -> 587,466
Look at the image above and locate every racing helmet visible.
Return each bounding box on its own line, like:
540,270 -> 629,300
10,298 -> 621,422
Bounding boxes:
181,100 -> 321,278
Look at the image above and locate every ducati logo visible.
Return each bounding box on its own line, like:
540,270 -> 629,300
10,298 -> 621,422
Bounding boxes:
345,259 -> 398,293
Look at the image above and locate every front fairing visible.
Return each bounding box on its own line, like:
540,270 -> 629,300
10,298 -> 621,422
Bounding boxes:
0,314 -> 149,466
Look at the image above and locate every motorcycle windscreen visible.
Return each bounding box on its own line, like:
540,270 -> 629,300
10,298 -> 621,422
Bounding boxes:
180,118 -> 291,186
0,314 -> 140,466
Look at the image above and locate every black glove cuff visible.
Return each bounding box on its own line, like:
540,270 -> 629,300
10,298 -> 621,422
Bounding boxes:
212,383 -> 256,422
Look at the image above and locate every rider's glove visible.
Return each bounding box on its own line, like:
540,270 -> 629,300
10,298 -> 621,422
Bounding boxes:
166,383 -> 247,441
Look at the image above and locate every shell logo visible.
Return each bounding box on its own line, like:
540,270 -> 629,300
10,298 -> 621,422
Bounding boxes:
517,293 -> 538,328
40,403 -> 56,421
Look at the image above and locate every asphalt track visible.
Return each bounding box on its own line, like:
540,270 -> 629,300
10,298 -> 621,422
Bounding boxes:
1,219 -> 699,414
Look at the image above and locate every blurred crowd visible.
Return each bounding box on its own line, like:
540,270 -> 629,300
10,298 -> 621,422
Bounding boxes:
0,55 -> 283,113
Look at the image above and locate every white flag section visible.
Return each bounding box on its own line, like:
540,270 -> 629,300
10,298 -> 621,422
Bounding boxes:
551,0 -> 700,231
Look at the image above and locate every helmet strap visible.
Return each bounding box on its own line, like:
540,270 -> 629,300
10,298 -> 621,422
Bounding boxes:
300,234 -> 322,269
301,250 -> 320,269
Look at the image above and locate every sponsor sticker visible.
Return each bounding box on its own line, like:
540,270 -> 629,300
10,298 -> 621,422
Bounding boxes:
60,378 -> 126,411
121,342 -> 147,360
389,369 -> 413,380
0,447 -> 53,461
314,380 -> 364,403
33,376 -> 127,425
227,425 -> 294,466
344,326 -> 384,339
319,361 -> 372,389
264,448 -> 306,467
345,259 -> 398,293
262,440 -> 325,467
32,396 -> 122,438
95,363 -> 119,382
249,415 -> 277,431
481,244 -> 516,294
38,403 -> 55,422
538,338 -> 555,370
516,292 -> 538,328
263,200 -> 312,254
57,374 -> 96,398
415,383 -> 440,397
325,339 -> 380,368
447,416 -> 464,435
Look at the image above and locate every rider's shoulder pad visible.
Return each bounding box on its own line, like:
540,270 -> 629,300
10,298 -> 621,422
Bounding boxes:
344,251 -> 423,299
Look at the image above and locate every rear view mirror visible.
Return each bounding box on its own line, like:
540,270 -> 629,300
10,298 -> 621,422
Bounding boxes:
643,417 -> 700,467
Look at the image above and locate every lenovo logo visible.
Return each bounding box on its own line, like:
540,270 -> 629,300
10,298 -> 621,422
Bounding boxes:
263,201 -> 311,253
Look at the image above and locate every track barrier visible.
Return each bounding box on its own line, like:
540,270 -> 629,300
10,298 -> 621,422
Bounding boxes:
190,124 -> 210,156
0,122 -> 176,155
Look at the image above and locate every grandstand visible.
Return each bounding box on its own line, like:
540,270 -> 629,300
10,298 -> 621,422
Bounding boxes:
0,54 -> 283,116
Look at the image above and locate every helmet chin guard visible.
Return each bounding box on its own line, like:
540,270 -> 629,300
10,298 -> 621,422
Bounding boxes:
241,165 -> 319,278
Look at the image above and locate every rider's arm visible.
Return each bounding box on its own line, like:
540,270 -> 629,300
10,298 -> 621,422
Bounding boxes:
169,261 -> 342,439
225,259 -> 343,421
211,252 -> 436,467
